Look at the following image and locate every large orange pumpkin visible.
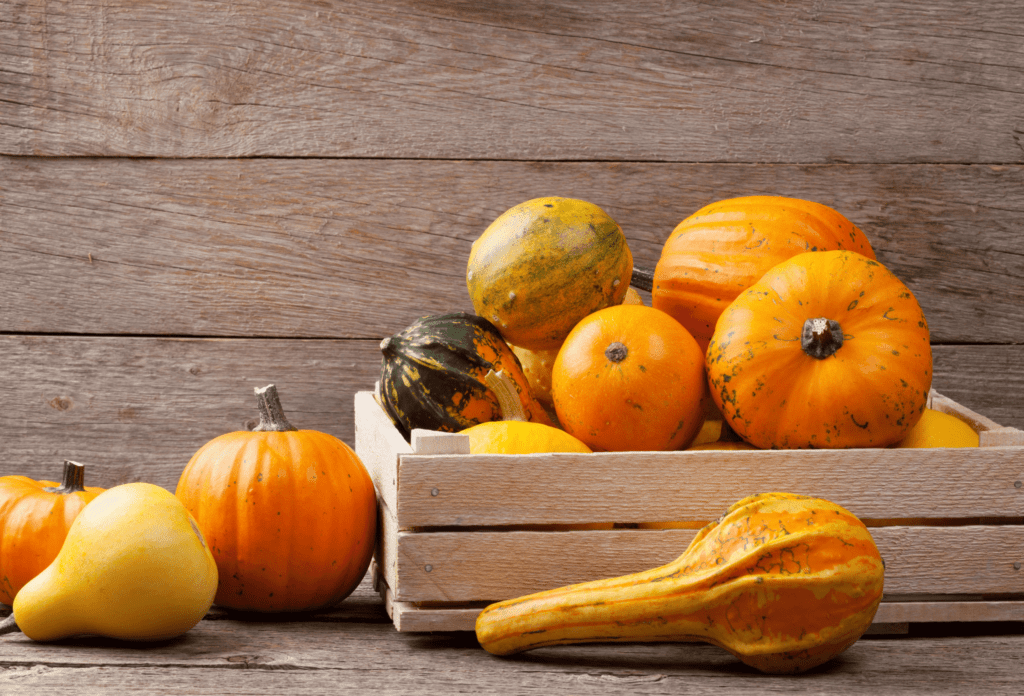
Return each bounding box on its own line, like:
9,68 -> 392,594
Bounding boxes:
551,304 -> 706,451
175,385 -> 377,612
0,461 -> 105,604
653,196 -> 876,350
707,250 -> 932,449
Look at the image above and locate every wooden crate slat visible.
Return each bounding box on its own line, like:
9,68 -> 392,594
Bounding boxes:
394,448 -> 1024,527
3,1 -> 1022,162
391,526 -> 1024,603
3,157 -> 1024,347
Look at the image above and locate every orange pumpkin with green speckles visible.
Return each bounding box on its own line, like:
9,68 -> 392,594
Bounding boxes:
467,197 -> 633,351
706,250 -> 932,449
476,492 -> 885,674
653,196 -> 875,351
379,312 -> 552,439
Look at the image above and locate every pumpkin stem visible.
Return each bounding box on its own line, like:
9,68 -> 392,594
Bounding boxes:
605,342 -> 628,363
630,266 -> 655,292
484,370 -> 528,422
42,460 -> 87,494
252,385 -> 298,432
0,614 -> 19,635
801,318 -> 844,360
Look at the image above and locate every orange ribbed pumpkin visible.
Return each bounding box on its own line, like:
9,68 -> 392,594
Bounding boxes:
707,250 -> 932,449
653,196 -> 875,350
0,461 -> 104,604
175,385 -> 377,612
476,492 -> 884,674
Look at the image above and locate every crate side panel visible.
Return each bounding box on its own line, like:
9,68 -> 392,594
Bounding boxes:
394,526 -> 1024,602
355,390 -> 409,515
395,448 -> 1024,527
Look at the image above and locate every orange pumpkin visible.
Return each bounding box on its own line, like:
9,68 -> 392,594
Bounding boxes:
707,250 -> 932,449
551,305 -> 706,451
653,196 -> 875,350
0,461 -> 104,604
175,385 -> 377,612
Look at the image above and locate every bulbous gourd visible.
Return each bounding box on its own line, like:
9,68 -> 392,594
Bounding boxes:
467,197 -> 633,351
894,408 -> 979,448
6,483 -> 218,642
476,492 -> 884,674
380,312 -> 552,438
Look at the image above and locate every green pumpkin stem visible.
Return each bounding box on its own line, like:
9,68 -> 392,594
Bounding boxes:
252,385 -> 298,432
0,614 -> 19,635
484,370 -> 528,422
42,460 -> 87,494
801,318 -> 844,360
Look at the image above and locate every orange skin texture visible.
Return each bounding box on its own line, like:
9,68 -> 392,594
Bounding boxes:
653,196 -> 876,351
467,196 -> 633,351
0,476 -> 104,604
707,250 -> 932,449
476,492 -> 884,674
551,305 -> 706,452
175,430 -> 377,612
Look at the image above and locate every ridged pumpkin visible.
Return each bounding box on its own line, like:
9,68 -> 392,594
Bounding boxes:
467,197 -> 633,350
175,385 -> 377,612
653,196 -> 876,350
0,461 -> 104,604
707,250 -> 932,449
380,312 -> 552,439
460,371 -> 591,455
476,492 -> 884,674
551,304 -> 706,452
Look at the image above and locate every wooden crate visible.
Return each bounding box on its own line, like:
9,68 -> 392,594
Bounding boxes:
355,388 -> 1024,633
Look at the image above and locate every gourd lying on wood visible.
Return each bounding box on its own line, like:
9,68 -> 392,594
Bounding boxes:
460,370 -> 591,454
894,408 -> 979,448
0,460 -> 105,604
467,196 -> 633,351
1,483 -> 217,642
176,385 -> 377,612
380,312 -> 552,438
707,250 -> 932,449
652,196 -> 876,351
475,492 -> 884,674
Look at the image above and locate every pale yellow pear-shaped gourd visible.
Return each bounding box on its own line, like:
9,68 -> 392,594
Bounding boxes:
10,482 -> 218,642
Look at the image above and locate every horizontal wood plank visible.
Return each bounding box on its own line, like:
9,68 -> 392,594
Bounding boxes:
393,446 -> 1024,527
392,526 -> 1024,602
1,336 -> 1021,490
3,157 -> 1023,344
2,1 -> 1023,162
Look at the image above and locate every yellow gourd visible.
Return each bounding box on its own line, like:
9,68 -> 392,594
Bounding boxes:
461,371 -> 591,454
894,408 -> 979,448
3,483 -> 218,642
476,492 -> 884,674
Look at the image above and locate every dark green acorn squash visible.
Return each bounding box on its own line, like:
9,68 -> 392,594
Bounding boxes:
379,312 -> 552,439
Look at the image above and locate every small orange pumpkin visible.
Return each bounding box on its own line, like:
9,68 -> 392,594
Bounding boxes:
707,250 -> 932,449
551,305 -> 706,451
175,385 -> 377,612
653,196 -> 875,350
0,461 -> 105,604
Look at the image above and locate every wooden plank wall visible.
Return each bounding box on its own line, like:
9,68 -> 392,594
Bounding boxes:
2,0 -> 1022,492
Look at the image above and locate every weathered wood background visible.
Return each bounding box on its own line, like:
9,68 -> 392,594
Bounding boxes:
1,1 -> 1023,691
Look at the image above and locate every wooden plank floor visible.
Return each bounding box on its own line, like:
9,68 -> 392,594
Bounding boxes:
2,574 -> 1024,695
1,0 -> 1022,692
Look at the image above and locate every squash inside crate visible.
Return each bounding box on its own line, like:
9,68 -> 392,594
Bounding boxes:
354,388 -> 1024,633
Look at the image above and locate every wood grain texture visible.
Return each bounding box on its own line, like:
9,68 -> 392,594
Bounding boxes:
391,446 -> 1024,527
392,526 -> 1024,602
3,1 -> 1023,162
1,337 -> 1020,492
3,157 -> 1023,343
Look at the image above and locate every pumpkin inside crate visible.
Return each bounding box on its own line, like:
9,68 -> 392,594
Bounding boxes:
354,387 -> 1024,633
